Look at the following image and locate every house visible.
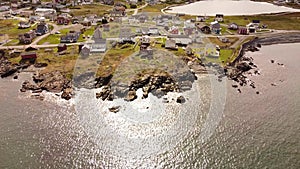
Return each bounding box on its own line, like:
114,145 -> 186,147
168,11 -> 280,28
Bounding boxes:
210,21 -> 221,34
60,32 -> 81,43
36,23 -> 49,35
184,28 -> 194,36
57,44 -> 67,52
238,27 -> 248,35
35,8 -> 56,17
248,26 -> 256,33
218,37 -> 229,43
57,14 -> 70,25
215,14 -> 224,22
92,28 -> 103,41
29,15 -> 39,23
196,16 -> 206,22
119,28 -> 134,44
72,17 -> 82,24
0,6 -> 10,12
80,45 -> 90,57
168,35 -> 192,47
103,24 -> 110,32
169,26 -> 179,34
252,20 -> 260,27
165,39 -> 177,50
148,27 -> 159,35
21,52 -> 37,61
190,34 -> 203,44
201,26 -> 211,34
228,23 -> 238,30
110,6 -> 126,17
18,21 -> 31,29
19,31 -> 36,44
102,0 -> 114,5
91,39 -> 107,53
131,13 -> 149,23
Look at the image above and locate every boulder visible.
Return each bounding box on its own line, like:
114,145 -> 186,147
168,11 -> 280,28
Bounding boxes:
61,88 -> 73,100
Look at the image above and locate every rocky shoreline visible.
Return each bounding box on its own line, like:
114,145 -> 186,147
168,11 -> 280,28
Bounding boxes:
1,32 -> 299,101
232,32 -> 300,65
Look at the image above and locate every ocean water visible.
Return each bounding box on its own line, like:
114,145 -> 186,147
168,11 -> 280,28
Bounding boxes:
0,43 -> 299,168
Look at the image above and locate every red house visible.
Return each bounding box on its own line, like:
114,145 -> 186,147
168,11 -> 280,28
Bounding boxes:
57,43 -> 67,52
21,52 -> 37,60
57,15 -> 70,25
238,27 -> 249,35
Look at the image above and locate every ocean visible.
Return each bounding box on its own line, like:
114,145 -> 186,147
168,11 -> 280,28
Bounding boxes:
0,43 -> 299,168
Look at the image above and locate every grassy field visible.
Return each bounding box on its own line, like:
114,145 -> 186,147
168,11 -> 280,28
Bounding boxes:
141,4 -> 168,13
96,43 -> 137,77
219,49 -> 234,63
0,19 -> 37,39
37,34 -> 60,45
4,39 -> 20,46
224,12 -> 300,30
70,4 -> 112,16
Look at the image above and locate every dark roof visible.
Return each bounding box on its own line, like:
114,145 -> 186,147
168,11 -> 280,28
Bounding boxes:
252,20 -> 260,23
93,28 -> 102,40
119,28 -> 133,38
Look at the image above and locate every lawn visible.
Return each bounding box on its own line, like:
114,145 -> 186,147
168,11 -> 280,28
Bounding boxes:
0,19 -> 37,39
37,34 -> 60,45
219,49 -> 234,63
4,39 -> 20,46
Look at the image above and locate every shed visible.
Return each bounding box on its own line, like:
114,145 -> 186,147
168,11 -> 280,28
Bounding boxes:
21,52 -> 37,60
57,44 -> 67,52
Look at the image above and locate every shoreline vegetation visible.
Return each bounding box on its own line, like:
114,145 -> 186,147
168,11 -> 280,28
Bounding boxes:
1,0 -> 300,102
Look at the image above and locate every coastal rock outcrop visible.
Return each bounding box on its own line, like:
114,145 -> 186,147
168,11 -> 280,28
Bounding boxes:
21,71 -> 73,100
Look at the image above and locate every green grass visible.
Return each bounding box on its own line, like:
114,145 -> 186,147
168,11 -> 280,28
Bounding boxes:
224,12 -> 300,30
219,49 -> 234,63
4,39 -> 20,46
141,4 -> 168,13
0,19 -> 37,39
70,4 -> 112,16
37,34 -> 60,45
96,44 -> 135,77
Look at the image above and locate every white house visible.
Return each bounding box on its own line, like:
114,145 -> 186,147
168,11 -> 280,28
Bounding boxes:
35,8 -> 56,17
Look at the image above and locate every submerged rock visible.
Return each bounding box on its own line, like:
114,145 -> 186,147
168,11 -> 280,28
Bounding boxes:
176,96 -> 186,104
125,90 -> 137,101
109,106 -> 120,113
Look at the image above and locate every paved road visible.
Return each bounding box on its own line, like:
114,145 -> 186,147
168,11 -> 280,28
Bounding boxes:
0,42 -> 82,50
31,23 -> 84,45
126,3 -> 148,15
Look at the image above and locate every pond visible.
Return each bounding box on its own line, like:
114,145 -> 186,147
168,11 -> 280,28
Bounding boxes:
168,0 -> 300,16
